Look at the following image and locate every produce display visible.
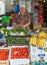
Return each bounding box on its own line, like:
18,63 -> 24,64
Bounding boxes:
0,46 -> 30,65
0,49 -> 9,60
38,31 -> 46,39
0,1 -> 46,64
0,25 -> 47,65
0,26 -> 30,65
10,46 -> 30,65
0,18 -> 47,65
0,27 -> 47,65
0,48 -> 9,65
30,31 -> 46,48
37,38 -> 45,48
30,35 -> 36,46
8,28 -> 27,36
30,31 -> 47,65
0,27 -> 27,36
7,36 -> 28,45
11,47 -> 29,59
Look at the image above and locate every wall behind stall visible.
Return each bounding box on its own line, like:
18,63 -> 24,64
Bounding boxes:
1,0 -> 32,13
5,0 -> 15,12
2,0 -> 19,12
5,0 -> 14,12
0,0 -> 16,12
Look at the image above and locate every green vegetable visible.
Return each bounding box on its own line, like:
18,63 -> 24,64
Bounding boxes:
7,37 -> 28,45
0,28 -> 27,38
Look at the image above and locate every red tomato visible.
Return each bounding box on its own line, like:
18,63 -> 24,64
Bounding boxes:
11,47 -> 29,59
0,49 -> 9,60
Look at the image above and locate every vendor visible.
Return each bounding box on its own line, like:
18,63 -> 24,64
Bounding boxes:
13,5 -> 30,28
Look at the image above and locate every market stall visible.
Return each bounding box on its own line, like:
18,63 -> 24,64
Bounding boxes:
0,0 -> 47,65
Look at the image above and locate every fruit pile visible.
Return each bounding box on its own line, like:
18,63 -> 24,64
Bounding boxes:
38,31 -> 46,39
38,31 -> 46,48
37,38 -> 45,48
30,35 -> 36,46
11,47 -> 29,59
0,49 -> 9,60
30,31 -> 46,48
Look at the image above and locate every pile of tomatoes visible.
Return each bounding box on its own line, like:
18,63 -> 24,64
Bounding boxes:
0,49 -> 9,60
11,47 -> 29,59
0,47 -> 29,60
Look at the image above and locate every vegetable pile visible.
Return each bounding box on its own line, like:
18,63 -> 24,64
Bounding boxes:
0,28 -> 27,36
7,37 -> 28,45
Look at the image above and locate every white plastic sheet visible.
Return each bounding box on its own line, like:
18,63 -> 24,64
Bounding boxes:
0,1 -> 5,15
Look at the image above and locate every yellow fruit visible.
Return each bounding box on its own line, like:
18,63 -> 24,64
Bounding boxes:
37,38 -> 45,48
38,31 -> 46,39
30,35 -> 36,46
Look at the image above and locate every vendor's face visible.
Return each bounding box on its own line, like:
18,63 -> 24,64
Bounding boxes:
20,7 -> 26,14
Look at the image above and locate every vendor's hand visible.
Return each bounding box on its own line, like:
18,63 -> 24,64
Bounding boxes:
23,21 -> 30,28
13,22 -> 18,27
18,24 -> 23,27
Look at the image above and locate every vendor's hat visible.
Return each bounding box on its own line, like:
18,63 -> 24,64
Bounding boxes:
20,4 -> 25,8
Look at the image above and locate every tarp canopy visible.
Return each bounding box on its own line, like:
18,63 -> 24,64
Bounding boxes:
0,1 -> 5,15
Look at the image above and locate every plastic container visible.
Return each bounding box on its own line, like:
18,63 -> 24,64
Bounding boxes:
14,5 -> 20,13
0,34 -> 3,39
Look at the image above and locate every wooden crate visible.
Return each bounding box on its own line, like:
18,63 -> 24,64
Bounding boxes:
33,25 -> 42,30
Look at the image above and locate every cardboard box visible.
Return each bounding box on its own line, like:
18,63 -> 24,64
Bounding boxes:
33,25 -> 41,30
